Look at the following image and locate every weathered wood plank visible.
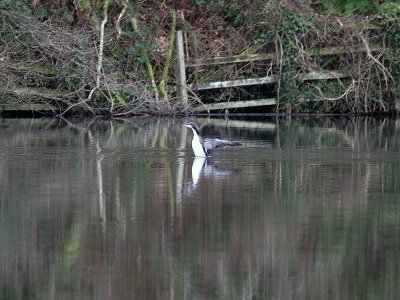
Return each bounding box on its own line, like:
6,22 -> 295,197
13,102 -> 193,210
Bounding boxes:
175,30 -> 188,105
192,98 -> 276,111
308,45 -> 381,56
198,118 -> 277,130
185,45 -> 381,67
0,102 -> 57,111
189,75 -> 278,90
8,86 -> 67,98
186,53 -> 275,67
190,71 -> 348,91
1,86 -> 63,111
396,99 -> 400,112
300,70 -> 349,81
0,61 -> 57,75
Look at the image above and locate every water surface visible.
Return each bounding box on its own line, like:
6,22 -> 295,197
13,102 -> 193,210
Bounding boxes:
1,117 -> 400,299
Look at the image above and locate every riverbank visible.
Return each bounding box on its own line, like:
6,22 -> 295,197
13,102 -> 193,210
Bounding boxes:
1,1 -> 399,116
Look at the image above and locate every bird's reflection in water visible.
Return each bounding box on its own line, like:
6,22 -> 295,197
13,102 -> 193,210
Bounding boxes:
186,157 -> 238,195
191,157 -> 206,190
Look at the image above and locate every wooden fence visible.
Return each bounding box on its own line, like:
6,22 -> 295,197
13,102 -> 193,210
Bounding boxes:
175,30 -> 385,113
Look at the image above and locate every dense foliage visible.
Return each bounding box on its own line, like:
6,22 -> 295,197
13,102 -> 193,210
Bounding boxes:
0,0 -> 399,115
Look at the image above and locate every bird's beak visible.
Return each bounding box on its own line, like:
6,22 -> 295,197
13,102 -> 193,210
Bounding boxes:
183,124 -> 190,128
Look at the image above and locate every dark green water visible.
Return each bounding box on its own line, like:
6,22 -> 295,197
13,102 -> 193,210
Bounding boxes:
1,117 -> 400,300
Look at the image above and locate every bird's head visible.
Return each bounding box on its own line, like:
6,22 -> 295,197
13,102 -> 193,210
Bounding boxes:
183,122 -> 201,135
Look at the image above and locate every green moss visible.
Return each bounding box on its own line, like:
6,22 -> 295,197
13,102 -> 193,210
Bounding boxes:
12,62 -> 57,75
79,0 -> 92,11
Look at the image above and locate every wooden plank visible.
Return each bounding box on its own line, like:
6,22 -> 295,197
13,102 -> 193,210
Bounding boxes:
190,71 -> 347,91
186,53 -> 275,67
198,118 -> 277,130
192,98 -> 276,111
396,99 -> 400,113
175,30 -> 188,105
7,86 -> 67,98
0,103 -> 57,111
300,70 -> 349,81
185,45 -> 381,67
0,61 -> 57,75
308,45 -> 381,56
190,75 -> 277,90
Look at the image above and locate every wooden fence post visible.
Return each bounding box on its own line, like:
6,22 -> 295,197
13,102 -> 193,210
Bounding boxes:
175,30 -> 188,106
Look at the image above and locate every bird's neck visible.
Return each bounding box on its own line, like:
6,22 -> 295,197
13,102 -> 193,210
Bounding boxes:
191,130 -> 207,157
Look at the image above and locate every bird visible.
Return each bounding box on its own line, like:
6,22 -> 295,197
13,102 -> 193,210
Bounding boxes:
183,122 -> 241,157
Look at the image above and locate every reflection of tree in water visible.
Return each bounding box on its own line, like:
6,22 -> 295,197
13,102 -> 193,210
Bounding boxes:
0,117 -> 399,299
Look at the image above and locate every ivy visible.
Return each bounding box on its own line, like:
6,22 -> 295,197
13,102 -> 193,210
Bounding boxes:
277,10 -> 315,112
320,0 -> 380,14
0,0 -> 30,12
378,2 -> 400,100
